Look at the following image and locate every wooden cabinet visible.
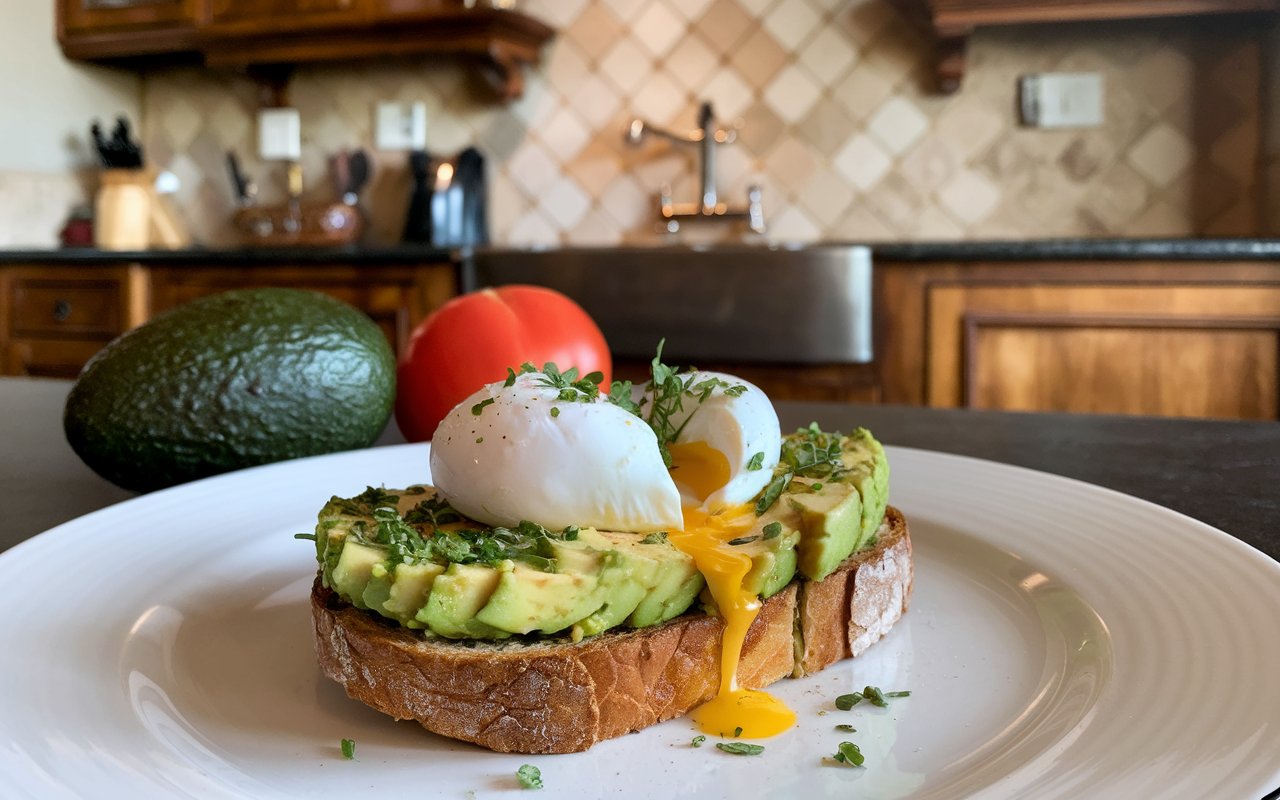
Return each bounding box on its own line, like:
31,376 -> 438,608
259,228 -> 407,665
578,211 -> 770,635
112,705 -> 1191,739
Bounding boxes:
876,260 -> 1280,421
206,0 -> 370,32
60,0 -> 202,32
57,0 -> 204,57
2,266 -> 148,379
0,262 -> 456,378
56,0 -> 553,100
148,264 -> 454,355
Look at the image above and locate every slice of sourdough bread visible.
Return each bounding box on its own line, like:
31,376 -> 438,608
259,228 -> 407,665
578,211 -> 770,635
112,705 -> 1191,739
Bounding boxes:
310,506 -> 912,754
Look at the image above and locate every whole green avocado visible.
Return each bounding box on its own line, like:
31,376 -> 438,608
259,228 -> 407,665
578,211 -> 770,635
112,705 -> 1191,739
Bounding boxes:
64,288 -> 396,492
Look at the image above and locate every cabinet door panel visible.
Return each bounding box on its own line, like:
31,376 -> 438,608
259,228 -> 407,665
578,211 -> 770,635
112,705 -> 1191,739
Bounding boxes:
927,283 -> 1280,420
967,320 -> 1278,419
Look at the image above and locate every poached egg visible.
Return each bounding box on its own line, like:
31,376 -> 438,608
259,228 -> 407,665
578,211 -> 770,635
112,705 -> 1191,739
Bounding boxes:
429,367 -> 796,738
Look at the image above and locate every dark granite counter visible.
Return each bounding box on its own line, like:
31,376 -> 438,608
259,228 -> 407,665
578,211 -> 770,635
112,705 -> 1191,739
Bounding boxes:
0,244 -> 456,265
2,238 -> 1279,266
868,237 -> 1280,262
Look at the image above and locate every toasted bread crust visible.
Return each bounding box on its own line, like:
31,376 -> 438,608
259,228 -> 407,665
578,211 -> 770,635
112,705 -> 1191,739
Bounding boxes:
310,506 -> 911,754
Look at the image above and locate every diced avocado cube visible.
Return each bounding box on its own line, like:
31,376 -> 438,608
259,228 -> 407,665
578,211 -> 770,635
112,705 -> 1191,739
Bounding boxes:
330,541 -> 386,610
419,563 -> 510,639
788,481 -> 863,582
737,520 -> 802,598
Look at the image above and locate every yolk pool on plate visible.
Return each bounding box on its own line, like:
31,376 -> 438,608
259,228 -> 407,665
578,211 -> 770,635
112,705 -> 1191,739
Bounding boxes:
666,443 -> 797,739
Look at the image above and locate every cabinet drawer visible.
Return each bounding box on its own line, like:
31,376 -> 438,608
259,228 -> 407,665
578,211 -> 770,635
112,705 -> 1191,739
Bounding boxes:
4,339 -> 106,379
10,279 -> 124,337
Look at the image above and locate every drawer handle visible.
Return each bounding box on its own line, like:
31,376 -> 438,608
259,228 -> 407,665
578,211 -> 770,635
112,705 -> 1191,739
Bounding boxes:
52,299 -> 72,322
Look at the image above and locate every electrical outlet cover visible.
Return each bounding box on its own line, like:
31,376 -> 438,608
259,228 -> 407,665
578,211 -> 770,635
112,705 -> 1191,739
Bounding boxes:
258,107 -> 302,161
375,102 -> 428,151
1019,73 -> 1104,129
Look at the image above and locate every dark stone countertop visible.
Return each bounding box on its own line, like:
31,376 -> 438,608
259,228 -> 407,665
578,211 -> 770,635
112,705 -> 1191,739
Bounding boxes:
2,238 -> 1279,266
866,237 -> 1280,262
0,244 -> 457,265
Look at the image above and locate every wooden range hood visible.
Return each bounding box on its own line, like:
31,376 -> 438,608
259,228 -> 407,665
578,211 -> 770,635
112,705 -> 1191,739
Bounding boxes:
923,0 -> 1279,92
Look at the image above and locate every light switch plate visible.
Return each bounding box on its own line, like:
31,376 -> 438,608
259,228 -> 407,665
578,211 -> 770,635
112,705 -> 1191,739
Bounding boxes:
257,107 -> 302,161
375,102 -> 428,151
1019,73 -> 1104,129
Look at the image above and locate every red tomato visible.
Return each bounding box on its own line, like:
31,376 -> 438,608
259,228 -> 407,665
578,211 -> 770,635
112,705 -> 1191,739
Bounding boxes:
395,285 -> 612,442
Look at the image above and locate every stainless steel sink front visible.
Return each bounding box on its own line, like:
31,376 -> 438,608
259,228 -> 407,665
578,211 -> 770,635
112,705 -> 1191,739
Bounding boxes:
464,245 -> 872,365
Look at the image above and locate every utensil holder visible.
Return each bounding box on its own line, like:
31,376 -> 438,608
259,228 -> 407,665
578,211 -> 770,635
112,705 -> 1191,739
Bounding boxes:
94,169 -> 191,251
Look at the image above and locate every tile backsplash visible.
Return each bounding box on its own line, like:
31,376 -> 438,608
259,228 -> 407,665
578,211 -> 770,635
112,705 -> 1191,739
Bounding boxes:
139,1 -> 1269,246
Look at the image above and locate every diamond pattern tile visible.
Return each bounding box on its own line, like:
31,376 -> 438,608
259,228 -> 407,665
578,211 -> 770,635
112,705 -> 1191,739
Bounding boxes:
113,1 -> 1269,248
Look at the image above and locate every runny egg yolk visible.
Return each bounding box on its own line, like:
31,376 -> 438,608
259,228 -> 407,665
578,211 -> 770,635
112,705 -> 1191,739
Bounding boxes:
665,442 -> 797,739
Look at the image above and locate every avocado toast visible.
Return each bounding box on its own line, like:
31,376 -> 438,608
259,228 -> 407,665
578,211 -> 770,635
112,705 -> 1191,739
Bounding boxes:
304,426 -> 913,754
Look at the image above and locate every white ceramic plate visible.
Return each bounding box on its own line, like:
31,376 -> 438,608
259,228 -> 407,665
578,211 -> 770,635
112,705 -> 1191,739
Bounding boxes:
1,444 -> 1277,799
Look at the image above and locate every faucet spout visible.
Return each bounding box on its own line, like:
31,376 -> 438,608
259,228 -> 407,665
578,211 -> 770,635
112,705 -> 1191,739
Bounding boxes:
626,100 -> 763,233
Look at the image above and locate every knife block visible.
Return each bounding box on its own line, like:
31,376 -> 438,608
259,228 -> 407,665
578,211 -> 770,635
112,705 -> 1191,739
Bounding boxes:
95,169 -> 191,251
231,202 -> 363,247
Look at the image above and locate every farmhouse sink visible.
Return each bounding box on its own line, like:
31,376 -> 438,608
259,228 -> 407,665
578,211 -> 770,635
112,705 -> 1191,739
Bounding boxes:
464,244 -> 873,365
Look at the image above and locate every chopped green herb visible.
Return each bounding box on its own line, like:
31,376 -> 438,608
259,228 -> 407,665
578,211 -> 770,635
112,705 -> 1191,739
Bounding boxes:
471,398 -> 495,416
640,531 -> 668,545
475,437 -> 484,443
747,451 -> 765,471
340,738 -> 355,759
863,685 -> 888,708
733,726 -> 743,737
727,535 -> 759,546
886,690 -> 911,698
716,742 -> 764,756
833,741 -> 864,767
533,362 -> 602,404
615,340 -> 751,467
835,693 -> 863,711
516,764 -> 542,789
691,735 -> 706,748
606,379 -> 642,416
761,522 -> 783,540
834,724 -> 856,733
781,424 -> 846,480
754,472 -> 793,516
294,532 -> 316,541
811,482 -> 824,492
550,407 -> 560,418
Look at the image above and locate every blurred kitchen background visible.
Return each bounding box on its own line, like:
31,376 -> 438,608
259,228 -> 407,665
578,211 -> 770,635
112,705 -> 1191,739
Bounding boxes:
3,0 -> 1279,247
2,0 -> 1280,423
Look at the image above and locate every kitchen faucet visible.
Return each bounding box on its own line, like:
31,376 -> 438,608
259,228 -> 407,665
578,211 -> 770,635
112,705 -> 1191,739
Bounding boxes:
626,101 -> 765,234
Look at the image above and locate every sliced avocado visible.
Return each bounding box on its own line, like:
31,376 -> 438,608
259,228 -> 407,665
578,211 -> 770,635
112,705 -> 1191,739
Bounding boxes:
574,529 -> 663,637
419,563 -> 510,639
475,546 -> 615,635
330,540 -> 385,610
582,529 -> 706,629
383,561 -> 446,626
